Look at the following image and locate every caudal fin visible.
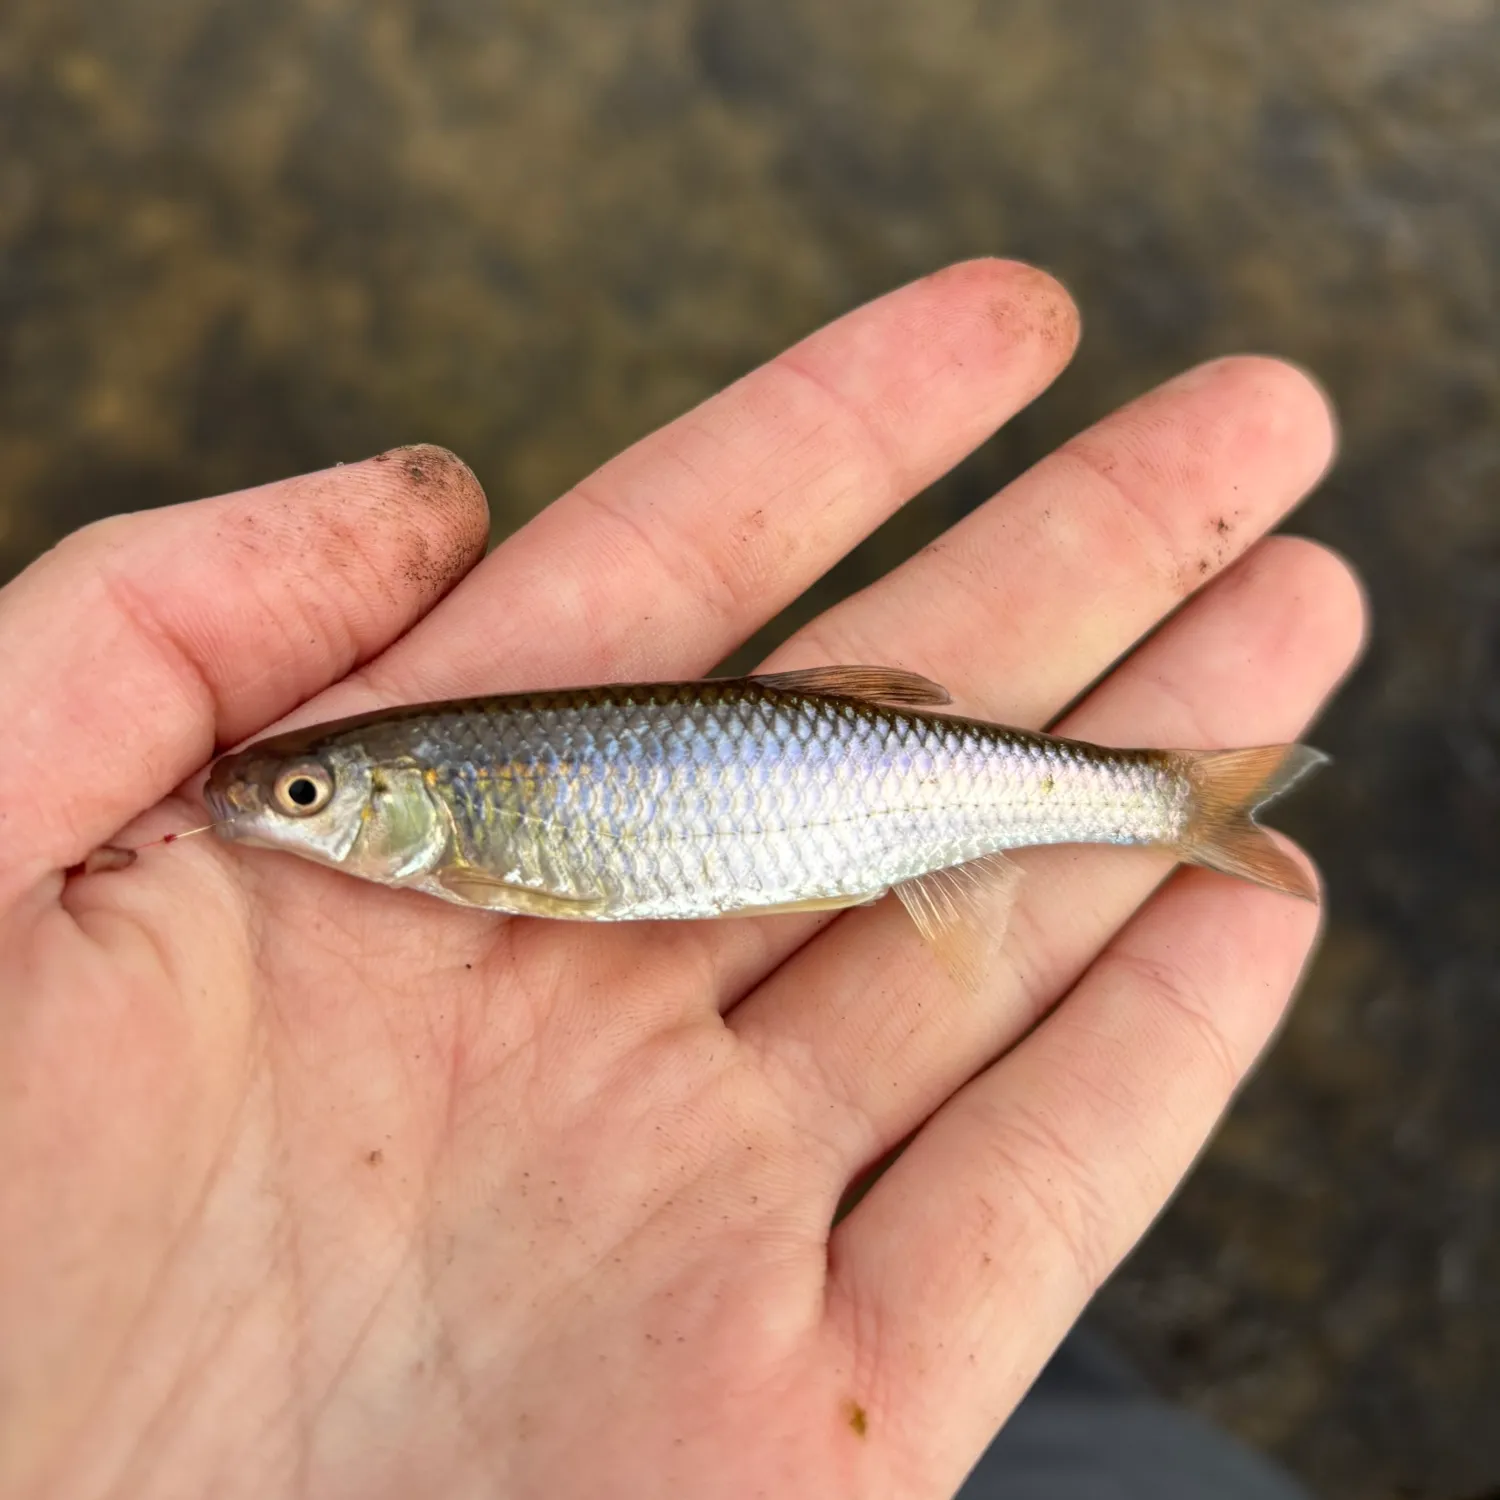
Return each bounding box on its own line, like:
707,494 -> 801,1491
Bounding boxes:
1177,744 -> 1327,901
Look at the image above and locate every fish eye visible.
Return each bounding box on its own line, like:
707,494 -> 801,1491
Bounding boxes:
273,764 -> 334,817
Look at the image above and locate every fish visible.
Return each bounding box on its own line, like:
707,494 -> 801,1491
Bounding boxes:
203,665 -> 1324,970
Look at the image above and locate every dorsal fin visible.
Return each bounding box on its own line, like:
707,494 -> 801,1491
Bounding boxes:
748,665 -> 952,708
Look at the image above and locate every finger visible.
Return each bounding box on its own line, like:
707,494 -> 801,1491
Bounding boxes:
822,857 -> 1324,1495
324,260 -> 1079,708
0,447 -> 488,894
733,536 -> 1364,1175
780,354 -> 1338,722
700,355 -> 1339,1007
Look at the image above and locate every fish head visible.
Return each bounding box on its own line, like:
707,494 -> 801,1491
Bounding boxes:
204,733 -> 449,884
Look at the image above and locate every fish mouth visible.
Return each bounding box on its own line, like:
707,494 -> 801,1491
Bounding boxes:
204,808 -> 250,844
202,772 -> 254,836
200,801 -> 276,850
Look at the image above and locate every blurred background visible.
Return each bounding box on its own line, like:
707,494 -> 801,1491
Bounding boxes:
1,1 -> 1496,1495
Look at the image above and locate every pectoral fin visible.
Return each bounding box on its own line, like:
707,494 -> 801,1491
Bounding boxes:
893,852 -> 1024,995
748,665 -> 952,708
436,868 -> 609,918
727,890 -> 887,918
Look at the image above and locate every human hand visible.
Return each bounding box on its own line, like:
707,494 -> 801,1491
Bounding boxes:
0,261 -> 1363,1500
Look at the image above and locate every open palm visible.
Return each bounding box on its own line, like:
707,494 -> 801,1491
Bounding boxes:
0,261 -> 1362,1500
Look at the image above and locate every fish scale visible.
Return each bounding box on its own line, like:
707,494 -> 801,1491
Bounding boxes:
391,684 -> 1186,919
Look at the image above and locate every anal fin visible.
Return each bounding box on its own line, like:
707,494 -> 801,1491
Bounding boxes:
893,851 -> 1024,996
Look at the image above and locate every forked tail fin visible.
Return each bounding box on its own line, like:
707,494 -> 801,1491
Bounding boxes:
1176,744 -> 1328,900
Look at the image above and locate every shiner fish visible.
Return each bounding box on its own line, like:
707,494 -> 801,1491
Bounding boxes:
203,666 -> 1323,960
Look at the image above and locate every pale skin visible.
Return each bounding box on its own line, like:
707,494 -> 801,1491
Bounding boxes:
0,260 -> 1364,1499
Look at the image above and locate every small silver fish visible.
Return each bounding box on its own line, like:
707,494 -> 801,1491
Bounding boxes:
203,665 -> 1324,957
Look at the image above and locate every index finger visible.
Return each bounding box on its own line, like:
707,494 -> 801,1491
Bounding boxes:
338,260 -> 1080,706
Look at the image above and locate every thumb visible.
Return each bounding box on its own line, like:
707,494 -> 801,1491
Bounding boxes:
0,446 -> 487,904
